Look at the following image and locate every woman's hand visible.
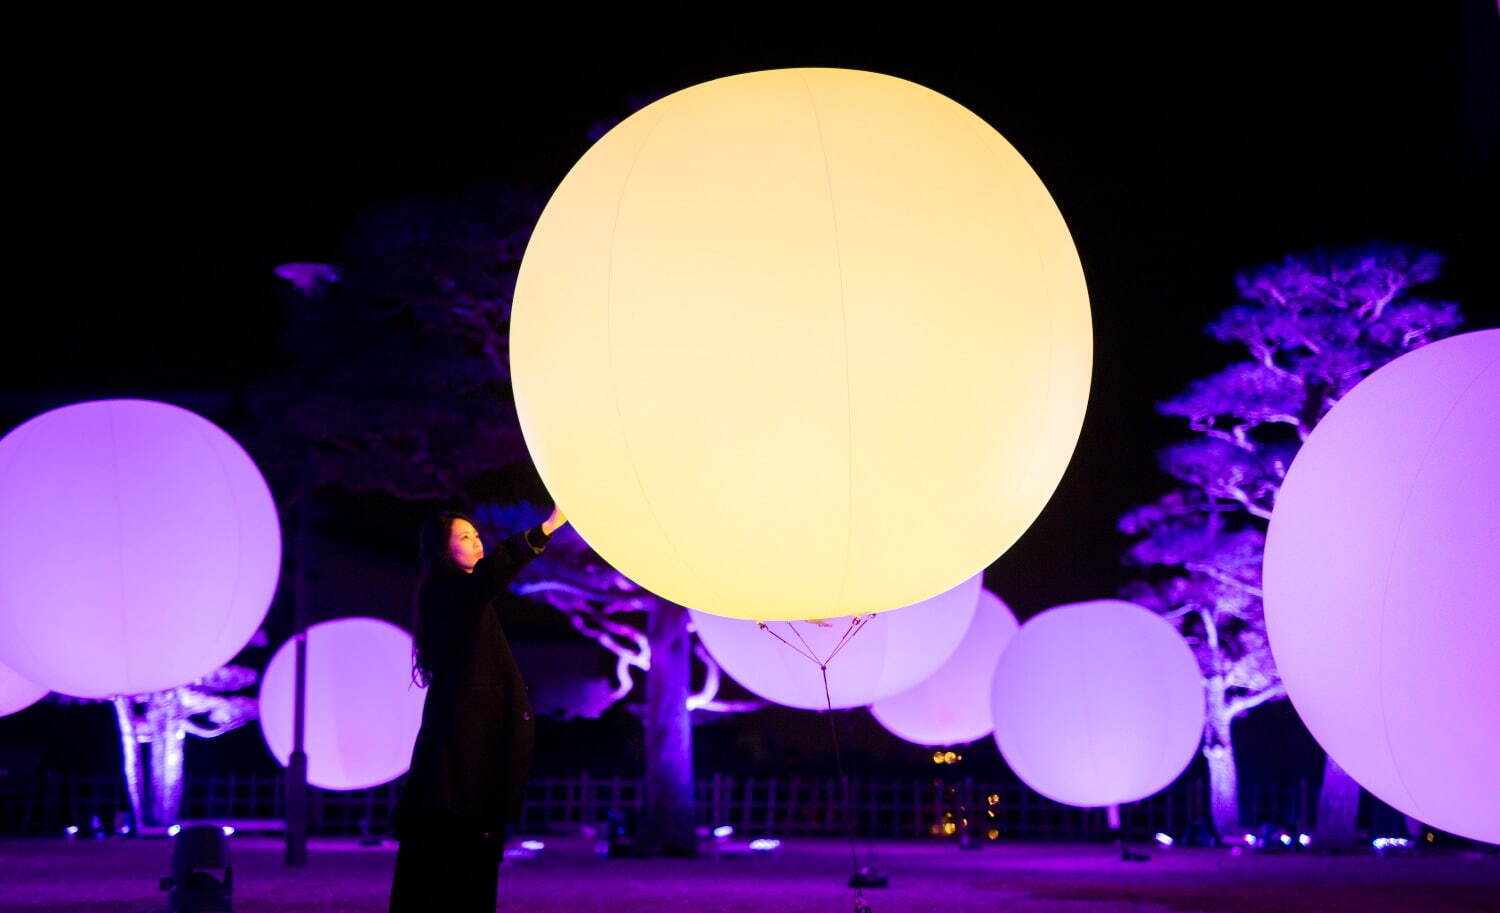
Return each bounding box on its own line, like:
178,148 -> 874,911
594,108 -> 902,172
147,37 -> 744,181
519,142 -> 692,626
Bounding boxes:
541,505 -> 568,536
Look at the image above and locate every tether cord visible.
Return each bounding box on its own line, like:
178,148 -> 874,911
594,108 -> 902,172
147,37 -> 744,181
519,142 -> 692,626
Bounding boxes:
758,617 -> 874,911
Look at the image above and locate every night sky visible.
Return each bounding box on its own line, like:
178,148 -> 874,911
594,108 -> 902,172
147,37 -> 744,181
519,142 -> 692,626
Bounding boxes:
5,8 -> 1497,778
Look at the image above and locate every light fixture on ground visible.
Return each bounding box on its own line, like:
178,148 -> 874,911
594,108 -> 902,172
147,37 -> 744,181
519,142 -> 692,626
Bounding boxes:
161,824 -> 232,913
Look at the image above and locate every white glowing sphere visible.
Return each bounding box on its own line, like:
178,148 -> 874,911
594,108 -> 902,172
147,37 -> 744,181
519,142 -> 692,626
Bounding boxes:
0,660 -> 47,718
258,617 -> 428,791
870,588 -> 1018,746
0,400 -> 282,698
691,572 -> 981,710
512,67 -> 1092,620
990,600 -> 1205,808
1264,329 -> 1500,845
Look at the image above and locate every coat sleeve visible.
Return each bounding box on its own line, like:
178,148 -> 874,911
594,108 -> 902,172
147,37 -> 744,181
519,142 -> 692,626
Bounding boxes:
464,524 -> 551,604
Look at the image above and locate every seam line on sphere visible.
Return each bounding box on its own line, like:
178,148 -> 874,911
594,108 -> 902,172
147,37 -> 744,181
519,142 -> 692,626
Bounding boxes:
204,423 -> 245,671
1371,351 -> 1496,821
110,406 -> 133,696
801,72 -> 856,619
602,101 -> 719,615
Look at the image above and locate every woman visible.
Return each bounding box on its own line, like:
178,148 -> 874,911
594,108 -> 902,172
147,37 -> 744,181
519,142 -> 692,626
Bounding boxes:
389,505 -> 567,912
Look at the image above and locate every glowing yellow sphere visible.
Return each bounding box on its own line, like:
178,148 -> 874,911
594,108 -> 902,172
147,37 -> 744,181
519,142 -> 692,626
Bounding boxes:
512,68 -> 1091,620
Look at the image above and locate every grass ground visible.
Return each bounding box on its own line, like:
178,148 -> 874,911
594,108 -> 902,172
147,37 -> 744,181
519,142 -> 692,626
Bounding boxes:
1,834 -> 1496,913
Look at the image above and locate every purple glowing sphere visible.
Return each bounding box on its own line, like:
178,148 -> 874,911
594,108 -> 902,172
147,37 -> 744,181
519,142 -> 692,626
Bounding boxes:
870,588 -> 1019,747
690,573 -> 982,710
258,617 -> 428,791
0,659 -> 47,718
0,400 -> 282,698
1264,329 -> 1500,845
990,600 -> 1204,808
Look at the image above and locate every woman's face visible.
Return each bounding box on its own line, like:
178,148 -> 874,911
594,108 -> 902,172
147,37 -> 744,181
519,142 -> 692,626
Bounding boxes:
447,518 -> 484,572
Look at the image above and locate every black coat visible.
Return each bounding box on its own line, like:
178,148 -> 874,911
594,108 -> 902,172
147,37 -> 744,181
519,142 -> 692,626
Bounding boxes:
394,526 -> 547,839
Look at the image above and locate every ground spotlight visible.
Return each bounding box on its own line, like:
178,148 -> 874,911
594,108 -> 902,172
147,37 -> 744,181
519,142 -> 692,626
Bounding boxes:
1299,834 -> 1311,847
713,825 -> 735,839
1153,833 -> 1174,847
161,824 -> 232,912
749,838 -> 782,852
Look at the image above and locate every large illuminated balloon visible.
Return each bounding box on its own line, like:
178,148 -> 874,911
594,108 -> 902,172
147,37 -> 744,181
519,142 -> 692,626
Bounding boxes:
258,617 -> 428,791
0,400 -> 281,698
1264,329 -> 1500,845
0,660 -> 47,718
512,67 -> 1092,620
870,588 -> 1018,746
990,600 -> 1204,808
691,572 -> 982,710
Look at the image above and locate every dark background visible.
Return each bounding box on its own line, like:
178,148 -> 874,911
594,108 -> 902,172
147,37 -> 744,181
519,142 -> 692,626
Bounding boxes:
4,5 -> 1496,787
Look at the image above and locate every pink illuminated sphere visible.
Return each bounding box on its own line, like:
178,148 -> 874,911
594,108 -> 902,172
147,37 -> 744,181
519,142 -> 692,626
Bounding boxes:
0,400 -> 282,698
0,660 -> 47,718
1264,329 -> 1500,845
871,589 -> 1019,746
258,617 -> 428,791
990,600 -> 1204,808
691,573 -> 982,710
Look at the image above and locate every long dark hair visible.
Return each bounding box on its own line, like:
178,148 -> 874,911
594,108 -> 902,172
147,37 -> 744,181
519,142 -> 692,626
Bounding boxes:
410,510 -> 473,687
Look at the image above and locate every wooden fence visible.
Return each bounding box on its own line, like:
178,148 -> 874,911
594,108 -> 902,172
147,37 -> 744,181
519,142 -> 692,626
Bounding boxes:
1,771 -> 1301,841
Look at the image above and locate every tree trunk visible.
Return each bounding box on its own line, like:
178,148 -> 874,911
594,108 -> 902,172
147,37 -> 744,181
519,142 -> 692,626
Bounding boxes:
147,693 -> 186,827
112,698 -> 146,833
1203,679 -> 1241,840
1315,754 -> 1362,848
640,601 -> 697,857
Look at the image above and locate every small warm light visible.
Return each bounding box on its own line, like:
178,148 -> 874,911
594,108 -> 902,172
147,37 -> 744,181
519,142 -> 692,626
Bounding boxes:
1153,833 -> 1174,846
520,840 -> 545,851
749,838 -> 781,852
941,822 -> 958,836
713,825 -> 734,839
986,794 -> 999,806
1426,832 -> 1435,843
221,826 -> 235,837
986,829 -> 1000,840
168,825 -> 181,837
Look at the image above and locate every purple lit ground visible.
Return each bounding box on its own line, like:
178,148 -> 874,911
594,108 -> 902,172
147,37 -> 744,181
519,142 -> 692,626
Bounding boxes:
1,836 -> 1496,913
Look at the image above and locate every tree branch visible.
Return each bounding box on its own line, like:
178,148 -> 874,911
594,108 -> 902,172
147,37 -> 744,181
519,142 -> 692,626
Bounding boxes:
1227,683 -> 1286,719
1184,563 -> 1265,597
